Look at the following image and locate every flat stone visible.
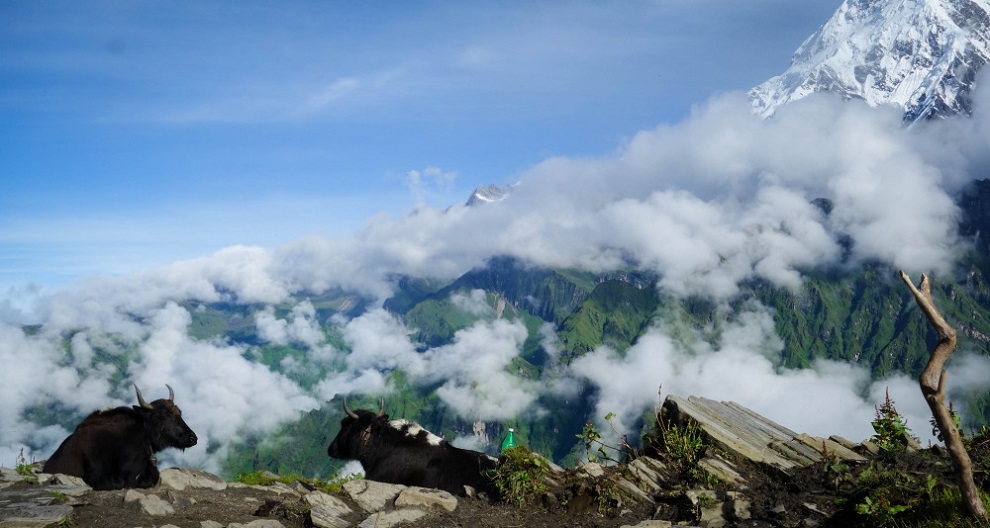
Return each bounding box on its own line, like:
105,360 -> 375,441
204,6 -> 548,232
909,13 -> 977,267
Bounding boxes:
228,520 -> 287,528
123,489 -> 146,503
578,462 -> 605,478
343,479 -> 405,513
0,497 -> 73,528
664,396 -> 867,477
357,509 -> 426,528
395,487 -> 457,512
697,455 -> 746,487
158,468 -> 227,491
138,494 -> 175,516
48,474 -> 87,488
609,475 -> 653,504
625,458 -> 667,492
305,490 -> 354,528
200,521 -> 225,528
620,521 -> 674,528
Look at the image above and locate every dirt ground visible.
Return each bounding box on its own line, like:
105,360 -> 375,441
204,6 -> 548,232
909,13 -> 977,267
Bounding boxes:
65,485 -> 657,528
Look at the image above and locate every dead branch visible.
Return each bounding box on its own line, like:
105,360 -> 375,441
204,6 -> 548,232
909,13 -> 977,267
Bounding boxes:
899,270 -> 987,521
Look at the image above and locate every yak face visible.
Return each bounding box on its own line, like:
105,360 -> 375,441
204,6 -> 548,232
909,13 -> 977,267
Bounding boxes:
135,385 -> 198,452
327,408 -> 383,460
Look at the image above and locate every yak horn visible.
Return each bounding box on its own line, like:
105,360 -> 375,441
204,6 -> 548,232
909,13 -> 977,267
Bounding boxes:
134,384 -> 153,409
342,399 -> 359,419
378,397 -> 385,417
166,384 -> 174,401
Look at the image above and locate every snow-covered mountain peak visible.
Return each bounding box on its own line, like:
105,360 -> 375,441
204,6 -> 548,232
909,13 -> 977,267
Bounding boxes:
465,183 -> 515,206
750,0 -> 990,121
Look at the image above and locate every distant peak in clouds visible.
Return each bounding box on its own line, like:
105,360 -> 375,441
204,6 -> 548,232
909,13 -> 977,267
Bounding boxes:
465,183 -> 516,206
750,0 -> 990,121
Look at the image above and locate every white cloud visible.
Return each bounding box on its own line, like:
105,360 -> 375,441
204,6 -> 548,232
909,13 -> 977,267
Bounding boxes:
256,300 -> 325,347
4,82 -> 990,469
566,302 -> 969,447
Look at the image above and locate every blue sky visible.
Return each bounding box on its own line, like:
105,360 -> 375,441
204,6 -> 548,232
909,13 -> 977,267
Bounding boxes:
1,1 -> 841,292
10,0 -> 990,467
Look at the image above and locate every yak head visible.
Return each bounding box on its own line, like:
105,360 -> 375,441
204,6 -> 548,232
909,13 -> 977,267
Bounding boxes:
133,384 -> 198,452
327,399 -> 387,460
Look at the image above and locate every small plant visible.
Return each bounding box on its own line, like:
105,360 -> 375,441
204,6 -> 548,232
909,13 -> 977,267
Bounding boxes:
312,472 -> 361,494
856,494 -> 910,525
820,441 -> 848,475
871,388 -> 911,454
50,490 -> 67,504
15,448 -> 37,484
494,446 -> 551,506
696,492 -> 718,510
648,408 -> 716,487
930,401 -> 963,443
237,470 -> 280,486
852,462 -> 916,526
575,412 -> 638,465
594,480 -> 620,515
236,470 -> 359,494
819,441 -> 850,491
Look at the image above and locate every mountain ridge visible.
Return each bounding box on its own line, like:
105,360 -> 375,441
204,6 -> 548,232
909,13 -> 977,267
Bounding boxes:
750,0 -> 990,121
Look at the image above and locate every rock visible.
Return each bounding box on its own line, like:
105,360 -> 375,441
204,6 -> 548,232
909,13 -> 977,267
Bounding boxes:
0,488 -> 74,528
620,521 -> 674,528
394,487 -> 457,512
697,455 -> 746,487
794,434 -> 867,464
343,479 -> 406,513
47,474 -> 87,488
228,520 -> 287,528
159,468 -> 228,490
305,490 -> 354,528
200,521 -> 225,528
357,509 -> 426,528
165,488 -> 198,508
123,489 -> 146,503
685,490 -> 749,528
624,458 -> 671,492
578,462 -> 605,478
138,493 -> 175,516
609,475 -> 654,504
664,396 -> 865,477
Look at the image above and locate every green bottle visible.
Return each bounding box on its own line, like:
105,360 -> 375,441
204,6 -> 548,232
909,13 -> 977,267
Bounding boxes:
501,428 -> 517,451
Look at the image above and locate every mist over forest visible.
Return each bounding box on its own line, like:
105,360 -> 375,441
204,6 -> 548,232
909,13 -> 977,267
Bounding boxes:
4,78 -> 990,474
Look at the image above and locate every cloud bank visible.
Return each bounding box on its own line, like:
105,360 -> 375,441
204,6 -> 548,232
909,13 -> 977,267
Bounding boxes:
3,82 -> 990,469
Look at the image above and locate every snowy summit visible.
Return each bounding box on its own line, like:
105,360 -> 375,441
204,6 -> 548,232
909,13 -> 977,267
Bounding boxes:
750,0 -> 990,121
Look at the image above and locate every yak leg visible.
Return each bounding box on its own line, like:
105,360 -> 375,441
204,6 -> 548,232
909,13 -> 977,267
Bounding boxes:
121,448 -> 160,488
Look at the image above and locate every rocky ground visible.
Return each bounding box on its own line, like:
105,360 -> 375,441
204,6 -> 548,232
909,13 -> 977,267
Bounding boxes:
3,395 -> 989,528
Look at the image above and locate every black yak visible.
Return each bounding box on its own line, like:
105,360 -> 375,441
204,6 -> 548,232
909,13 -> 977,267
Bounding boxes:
327,400 -> 498,497
42,384 -> 198,490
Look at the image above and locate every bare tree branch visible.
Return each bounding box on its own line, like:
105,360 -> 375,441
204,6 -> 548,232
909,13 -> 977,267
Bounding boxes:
899,271 -> 987,521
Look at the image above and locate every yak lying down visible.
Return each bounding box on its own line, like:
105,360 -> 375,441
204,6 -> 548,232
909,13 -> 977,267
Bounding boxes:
327,400 -> 499,497
42,384 -> 198,490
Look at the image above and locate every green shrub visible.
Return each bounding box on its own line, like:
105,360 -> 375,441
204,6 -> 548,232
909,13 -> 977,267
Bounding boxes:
871,388 -> 912,454
236,470 -> 358,494
495,446 -> 551,506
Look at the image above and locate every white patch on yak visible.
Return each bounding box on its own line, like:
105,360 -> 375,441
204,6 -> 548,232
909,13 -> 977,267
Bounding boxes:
389,419 -> 443,446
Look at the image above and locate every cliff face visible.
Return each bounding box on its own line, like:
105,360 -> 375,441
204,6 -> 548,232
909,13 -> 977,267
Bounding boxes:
960,179 -> 990,254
